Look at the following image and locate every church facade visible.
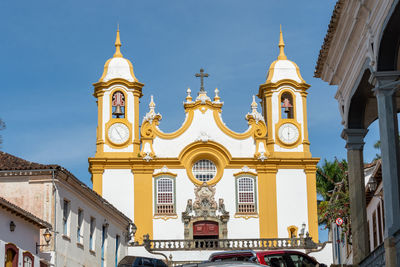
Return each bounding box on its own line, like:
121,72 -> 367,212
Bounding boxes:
88,29 -> 319,245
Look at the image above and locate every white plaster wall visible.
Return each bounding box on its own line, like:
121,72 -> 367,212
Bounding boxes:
276,169 -> 309,238
152,168 -> 260,240
366,182 -> 384,251
102,84 -> 136,153
55,182 -> 129,267
152,109 -> 256,158
0,209 -> 40,255
103,169 -> 135,220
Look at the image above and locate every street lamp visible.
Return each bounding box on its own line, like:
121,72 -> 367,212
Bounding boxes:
36,229 -> 52,254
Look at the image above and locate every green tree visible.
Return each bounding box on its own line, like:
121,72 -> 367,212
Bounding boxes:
316,158 -> 350,239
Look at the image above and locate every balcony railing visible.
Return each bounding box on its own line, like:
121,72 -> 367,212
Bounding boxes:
142,234 -> 319,251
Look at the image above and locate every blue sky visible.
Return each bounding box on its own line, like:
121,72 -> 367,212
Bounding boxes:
0,0 -> 382,241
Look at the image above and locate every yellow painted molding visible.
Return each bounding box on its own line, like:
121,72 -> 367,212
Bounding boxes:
258,79 -> 310,99
305,170 -> 319,242
93,78 -> 144,97
134,172 -> 153,242
277,89 -> 297,121
153,214 -> 178,220
153,172 -> 177,178
179,141 -> 231,186
104,119 -> 133,149
234,213 -> 259,220
213,110 -> 267,140
274,120 -> 302,149
233,170 -> 257,177
258,171 -> 278,238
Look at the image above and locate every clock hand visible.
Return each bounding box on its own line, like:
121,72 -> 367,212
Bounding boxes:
115,128 -> 123,139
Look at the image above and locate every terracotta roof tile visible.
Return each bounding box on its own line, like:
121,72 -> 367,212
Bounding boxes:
314,0 -> 345,78
0,151 -> 55,170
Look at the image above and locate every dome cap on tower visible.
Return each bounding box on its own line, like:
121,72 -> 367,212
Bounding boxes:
98,28 -> 138,83
265,27 -> 306,84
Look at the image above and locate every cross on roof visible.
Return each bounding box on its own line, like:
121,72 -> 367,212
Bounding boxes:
195,68 -> 209,92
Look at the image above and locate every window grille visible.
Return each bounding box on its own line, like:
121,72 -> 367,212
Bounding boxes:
156,178 -> 175,214
192,159 -> 217,182
237,177 -> 256,213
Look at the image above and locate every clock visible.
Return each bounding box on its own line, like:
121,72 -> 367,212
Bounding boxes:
108,123 -> 129,145
278,123 -> 299,145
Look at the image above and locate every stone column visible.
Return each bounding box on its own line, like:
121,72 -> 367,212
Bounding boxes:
373,71 -> 400,267
342,128 -> 369,264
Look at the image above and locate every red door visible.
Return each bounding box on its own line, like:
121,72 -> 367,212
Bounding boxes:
193,221 -> 219,237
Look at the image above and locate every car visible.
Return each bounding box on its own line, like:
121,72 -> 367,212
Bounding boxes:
177,261 -> 265,267
208,250 -> 327,267
118,256 -> 168,267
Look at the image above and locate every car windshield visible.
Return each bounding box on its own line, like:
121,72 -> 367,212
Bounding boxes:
288,254 -> 316,267
263,255 -> 287,267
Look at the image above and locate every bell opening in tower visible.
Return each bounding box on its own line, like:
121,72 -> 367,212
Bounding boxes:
281,92 -> 294,119
112,91 -> 125,118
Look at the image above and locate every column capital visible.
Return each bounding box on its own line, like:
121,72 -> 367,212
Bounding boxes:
341,128 -> 368,150
370,71 -> 400,94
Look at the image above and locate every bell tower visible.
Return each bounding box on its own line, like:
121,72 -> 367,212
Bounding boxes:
258,28 -> 311,158
89,29 -> 144,195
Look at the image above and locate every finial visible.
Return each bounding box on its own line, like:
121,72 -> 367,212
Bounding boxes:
113,27 -> 123,58
214,88 -> 221,102
186,88 -> 192,102
251,95 -> 258,112
149,95 -> 156,112
278,25 -> 287,60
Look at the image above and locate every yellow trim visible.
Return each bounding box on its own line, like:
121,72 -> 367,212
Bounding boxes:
233,170 -> 257,177
153,172 -> 177,178
105,119 -> 133,148
305,168 -> 319,242
234,214 -> 259,219
258,169 -> 278,238
134,171 -> 153,243
94,79 -> 144,96
275,120 -> 302,148
91,168 -> 104,196
287,225 -> 298,237
95,95 -> 104,156
153,215 -> 178,220
214,110 -> 266,140
301,91 -> 311,156
278,89 -> 297,120
109,88 -> 128,120
133,91 -> 140,152
179,141 -> 231,186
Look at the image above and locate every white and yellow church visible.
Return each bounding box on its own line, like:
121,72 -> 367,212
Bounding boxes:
88,29 -> 319,247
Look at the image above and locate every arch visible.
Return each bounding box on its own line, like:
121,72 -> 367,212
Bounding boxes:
23,251 -> 34,267
178,141 -> 231,186
111,89 -> 126,119
377,1 -> 400,71
347,69 -> 376,129
5,243 -> 19,267
280,91 -> 295,119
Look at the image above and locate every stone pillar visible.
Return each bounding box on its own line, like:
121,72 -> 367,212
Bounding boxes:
373,71 -> 400,267
342,128 -> 369,264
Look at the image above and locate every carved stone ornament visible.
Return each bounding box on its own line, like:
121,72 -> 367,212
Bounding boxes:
182,182 -> 230,239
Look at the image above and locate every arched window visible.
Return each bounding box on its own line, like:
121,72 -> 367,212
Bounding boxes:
236,177 -> 256,213
287,225 -> 298,238
281,92 -> 294,119
23,251 -> 34,267
5,243 -> 19,267
192,159 -> 217,182
112,91 -> 125,118
155,177 -> 175,214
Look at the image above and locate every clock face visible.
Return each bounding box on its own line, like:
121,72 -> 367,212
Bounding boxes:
278,123 -> 300,145
108,123 -> 130,145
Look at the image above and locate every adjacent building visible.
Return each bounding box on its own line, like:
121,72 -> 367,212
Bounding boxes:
315,0 -> 400,265
0,151 -> 134,266
0,196 -> 52,267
